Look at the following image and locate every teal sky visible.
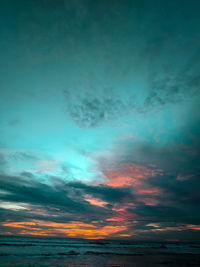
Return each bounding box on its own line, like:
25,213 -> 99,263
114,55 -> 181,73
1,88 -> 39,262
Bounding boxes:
0,0 -> 200,240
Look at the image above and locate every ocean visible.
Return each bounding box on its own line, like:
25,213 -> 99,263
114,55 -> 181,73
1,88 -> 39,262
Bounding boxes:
0,236 -> 200,266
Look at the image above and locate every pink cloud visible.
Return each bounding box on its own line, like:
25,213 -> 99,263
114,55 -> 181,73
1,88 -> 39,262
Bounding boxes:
101,162 -> 163,190
84,194 -> 108,208
138,198 -> 158,206
106,211 -> 136,222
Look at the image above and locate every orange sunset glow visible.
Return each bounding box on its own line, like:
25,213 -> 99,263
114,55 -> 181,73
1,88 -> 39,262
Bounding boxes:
2,220 -> 129,239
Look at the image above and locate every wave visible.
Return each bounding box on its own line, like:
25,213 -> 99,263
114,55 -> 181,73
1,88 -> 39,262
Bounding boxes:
0,250 -> 80,257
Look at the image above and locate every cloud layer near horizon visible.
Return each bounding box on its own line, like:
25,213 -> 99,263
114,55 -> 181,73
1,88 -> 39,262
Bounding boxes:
0,133 -> 200,240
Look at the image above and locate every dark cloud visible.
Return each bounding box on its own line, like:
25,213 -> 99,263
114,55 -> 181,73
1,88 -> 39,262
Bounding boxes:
0,154 -> 7,173
142,63 -> 200,112
0,175 -> 91,214
114,124 -> 200,176
94,131 -> 200,229
68,181 -> 134,203
68,97 -> 107,128
1,167 -> 200,240
60,0 -> 200,128
0,174 -> 133,224
65,70 -> 200,128
65,94 -> 136,128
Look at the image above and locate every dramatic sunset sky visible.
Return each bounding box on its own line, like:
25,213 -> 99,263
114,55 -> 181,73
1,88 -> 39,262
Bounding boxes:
0,0 -> 200,241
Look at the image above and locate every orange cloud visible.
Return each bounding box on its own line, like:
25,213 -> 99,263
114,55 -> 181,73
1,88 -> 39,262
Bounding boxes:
3,221 -> 36,228
112,203 -> 136,212
119,234 -> 133,237
186,224 -> 200,230
2,220 -> 129,239
135,188 -> 160,195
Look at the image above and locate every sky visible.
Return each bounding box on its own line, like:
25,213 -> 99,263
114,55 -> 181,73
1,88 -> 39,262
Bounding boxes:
0,0 -> 200,241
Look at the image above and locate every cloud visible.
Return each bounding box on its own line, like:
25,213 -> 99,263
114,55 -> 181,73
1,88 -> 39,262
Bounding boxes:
60,0 -> 200,129
2,220 -> 128,239
94,133 -> 200,228
100,162 -> 163,188
112,131 -> 200,176
1,168 -> 200,240
0,173 -> 133,223
64,67 -> 200,128
1,0 -> 200,241
0,154 -> 7,172
142,67 -> 200,113
64,94 -> 136,128
0,173 -> 136,238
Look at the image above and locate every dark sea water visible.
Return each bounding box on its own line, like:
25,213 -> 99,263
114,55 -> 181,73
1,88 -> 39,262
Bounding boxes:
0,236 -> 200,266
